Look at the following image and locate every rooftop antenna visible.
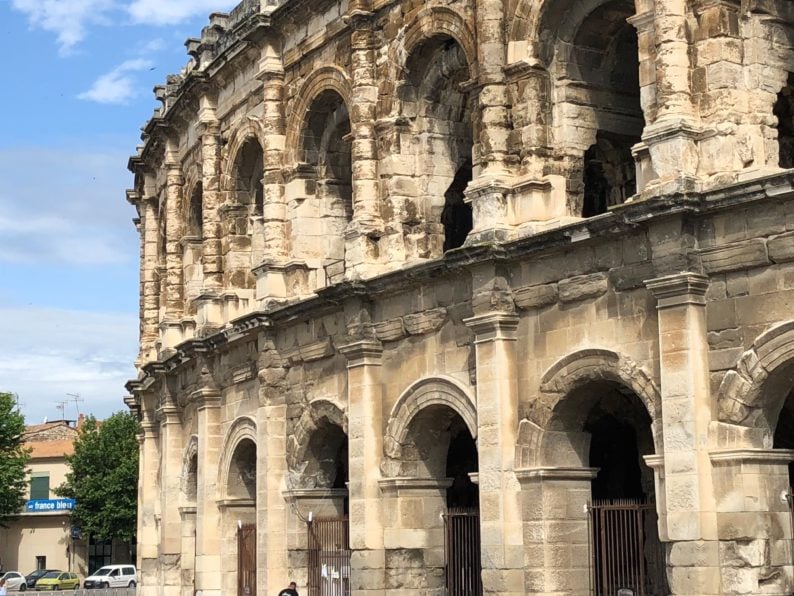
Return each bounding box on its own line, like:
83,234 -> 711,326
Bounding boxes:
55,400 -> 67,421
66,393 -> 84,418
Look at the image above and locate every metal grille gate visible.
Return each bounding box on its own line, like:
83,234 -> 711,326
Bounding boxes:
307,517 -> 351,596
443,507 -> 483,596
237,523 -> 256,596
588,500 -> 668,596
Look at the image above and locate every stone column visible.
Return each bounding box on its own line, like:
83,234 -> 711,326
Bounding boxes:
254,48 -> 290,302
140,189 -> 160,363
179,506 -> 197,596
640,0 -> 701,187
159,399 -> 184,596
463,311 -> 523,595
645,273 -> 720,595
256,331 -> 289,594
474,0 -> 510,177
195,388 -> 223,596
338,338 -> 385,596
163,145 -> 185,351
200,98 -> 223,290
138,410 -> 161,596
516,467 -> 598,595
344,7 -> 383,278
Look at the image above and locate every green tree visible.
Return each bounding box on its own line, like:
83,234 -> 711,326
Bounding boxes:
56,411 -> 140,542
0,392 -> 30,523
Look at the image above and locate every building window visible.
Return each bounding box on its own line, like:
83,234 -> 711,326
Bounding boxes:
36,556 -> 46,570
30,473 -> 50,500
88,537 -> 112,573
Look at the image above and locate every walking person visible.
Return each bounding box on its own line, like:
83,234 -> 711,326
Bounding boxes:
278,580 -> 299,596
0,577 -> 7,596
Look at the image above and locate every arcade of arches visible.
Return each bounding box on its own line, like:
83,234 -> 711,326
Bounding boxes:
129,0 -> 794,595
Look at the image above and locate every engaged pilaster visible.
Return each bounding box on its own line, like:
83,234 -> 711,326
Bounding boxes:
163,144 -> 186,351
646,273 -> 720,595
194,387 -> 223,596
158,396 -> 184,596
339,337 -> 385,596
463,311 -> 524,596
344,7 -> 383,279
138,410 -> 161,596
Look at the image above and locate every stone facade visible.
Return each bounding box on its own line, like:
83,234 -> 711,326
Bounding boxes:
126,0 -> 794,594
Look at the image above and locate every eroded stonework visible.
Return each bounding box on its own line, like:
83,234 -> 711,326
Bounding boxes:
127,0 -> 794,594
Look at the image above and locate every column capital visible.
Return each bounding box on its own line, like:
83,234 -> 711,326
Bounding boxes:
141,418 -> 160,439
515,466 -> 599,484
645,272 -> 709,308
338,338 -> 382,368
192,387 -> 221,410
463,311 -> 519,342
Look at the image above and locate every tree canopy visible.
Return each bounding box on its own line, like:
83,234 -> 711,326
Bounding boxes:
0,392 -> 30,523
56,411 -> 140,542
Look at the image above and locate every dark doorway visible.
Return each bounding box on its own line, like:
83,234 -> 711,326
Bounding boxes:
442,161 -> 473,251
774,73 -> 794,169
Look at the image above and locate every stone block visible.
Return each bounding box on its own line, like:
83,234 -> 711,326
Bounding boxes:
557,272 -> 608,304
514,283 -> 558,310
699,239 -> 769,274
768,231 -> 794,263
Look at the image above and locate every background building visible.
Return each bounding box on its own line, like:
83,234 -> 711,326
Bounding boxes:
126,0 -> 794,595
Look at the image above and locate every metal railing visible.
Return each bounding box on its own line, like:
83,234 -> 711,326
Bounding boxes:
307,517 -> 350,596
443,507 -> 482,596
588,499 -> 668,596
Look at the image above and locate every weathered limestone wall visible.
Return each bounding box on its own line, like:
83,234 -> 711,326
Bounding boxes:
127,1 -> 794,595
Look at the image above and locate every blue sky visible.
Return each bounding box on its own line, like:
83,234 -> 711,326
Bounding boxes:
0,0 -> 238,425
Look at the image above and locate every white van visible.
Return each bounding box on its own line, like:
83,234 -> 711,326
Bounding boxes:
82,565 -> 137,589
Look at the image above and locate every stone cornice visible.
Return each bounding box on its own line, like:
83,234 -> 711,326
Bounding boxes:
515,467 -> 599,483
378,477 -> 453,494
126,172 -> 794,399
645,272 -> 709,308
284,488 -> 349,500
709,448 -> 794,464
337,338 -> 383,368
463,312 -> 519,342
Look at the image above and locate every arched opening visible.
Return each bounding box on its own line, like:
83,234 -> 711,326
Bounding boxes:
397,404 -> 481,594
223,437 -> 257,596
187,183 -> 203,238
774,388 -> 794,485
183,183 -> 204,307
233,140 -> 264,216
293,90 -> 352,280
292,420 -> 350,596
774,72 -> 794,169
550,381 -> 665,595
227,438 -> 257,500
402,36 -> 474,254
545,0 -> 643,217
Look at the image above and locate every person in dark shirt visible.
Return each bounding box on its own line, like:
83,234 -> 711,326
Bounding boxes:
278,581 -> 299,596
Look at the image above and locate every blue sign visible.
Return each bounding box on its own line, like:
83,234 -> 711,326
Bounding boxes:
25,498 -> 75,513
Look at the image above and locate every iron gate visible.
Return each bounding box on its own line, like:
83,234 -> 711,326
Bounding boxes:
443,507 -> 483,596
588,500 -> 668,596
237,523 -> 256,596
307,517 -> 351,596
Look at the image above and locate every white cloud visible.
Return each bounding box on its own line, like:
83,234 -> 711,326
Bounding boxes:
77,58 -> 153,104
0,145 -> 137,266
11,0 -> 116,54
127,0 -> 239,26
0,307 -> 138,424
11,0 -> 241,53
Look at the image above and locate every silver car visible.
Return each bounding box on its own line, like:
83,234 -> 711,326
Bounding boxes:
1,571 -> 28,591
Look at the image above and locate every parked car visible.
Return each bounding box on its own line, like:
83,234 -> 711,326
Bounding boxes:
24,571 -> 60,590
1,571 -> 27,591
32,572 -> 79,591
82,565 -> 136,589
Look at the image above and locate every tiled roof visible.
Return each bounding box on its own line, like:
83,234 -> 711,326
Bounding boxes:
27,439 -> 74,459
